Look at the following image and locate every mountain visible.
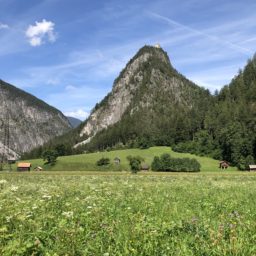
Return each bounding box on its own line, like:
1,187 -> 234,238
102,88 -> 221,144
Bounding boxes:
66,116 -> 82,128
173,55 -> 256,169
74,45 -> 212,151
24,46 -> 256,169
0,79 -> 72,158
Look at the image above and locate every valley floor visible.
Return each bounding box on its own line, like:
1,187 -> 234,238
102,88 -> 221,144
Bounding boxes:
0,172 -> 255,255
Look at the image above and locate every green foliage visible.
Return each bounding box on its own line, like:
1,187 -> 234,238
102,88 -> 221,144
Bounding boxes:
1,172 -> 256,255
127,155 -> 144,173
96,157 -> 110,166
151,156 -> 162,171
151,153 -> 201,172
21,47 -> 256,172
42,150 -> 58,165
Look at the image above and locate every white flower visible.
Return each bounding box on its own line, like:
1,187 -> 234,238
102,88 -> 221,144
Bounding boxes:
62,211 -> 74,218
0,179 -> 7,186
10,186 -> 19,192
32,205 -> 38,210
42,195 -> 52,200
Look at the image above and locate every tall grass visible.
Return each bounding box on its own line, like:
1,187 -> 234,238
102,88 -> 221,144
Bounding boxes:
0,172 -> 255,255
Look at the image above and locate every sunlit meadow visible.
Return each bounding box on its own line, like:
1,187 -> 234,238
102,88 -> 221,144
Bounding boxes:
1,172 -> 256,255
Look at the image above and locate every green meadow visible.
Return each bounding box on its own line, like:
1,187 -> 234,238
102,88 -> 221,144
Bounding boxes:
21,147 -> 237,172
0,172 -> 256,255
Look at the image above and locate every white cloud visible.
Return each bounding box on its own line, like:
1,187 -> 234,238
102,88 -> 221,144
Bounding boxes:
64,109 -> 89,120
0,23 -> 9,29
25,19 -> 57,47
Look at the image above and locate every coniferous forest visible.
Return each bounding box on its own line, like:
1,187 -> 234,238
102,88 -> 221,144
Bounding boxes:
23,50 -> 256,170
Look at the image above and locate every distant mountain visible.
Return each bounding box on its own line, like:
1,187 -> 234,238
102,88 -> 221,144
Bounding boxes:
75,45 -> 212,150
0,79 -> 72,158
66,116 -> 82,128
25,46 -> 256,170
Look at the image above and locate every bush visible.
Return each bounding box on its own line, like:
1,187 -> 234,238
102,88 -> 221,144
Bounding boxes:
151,153 -> 201,172
127,156 -> 144,173
42,150 -> 58,165
151,156 -> 162,171
96,157 -> 110,166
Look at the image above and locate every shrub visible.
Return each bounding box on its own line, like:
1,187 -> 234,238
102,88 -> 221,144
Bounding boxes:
151,156 -> 162,171
151,153 -> 201,172
42,150 -> 58,165
127,156 -> 144,173
96,157 -> 110,166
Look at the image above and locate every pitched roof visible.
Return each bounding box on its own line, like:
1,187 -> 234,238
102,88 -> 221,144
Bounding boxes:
17,162 -> 31,168
249,165 -> 256,169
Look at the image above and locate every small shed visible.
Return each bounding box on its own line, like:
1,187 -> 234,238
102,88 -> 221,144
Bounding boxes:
114,157 -> 121,165
141,164 -> 150,171
34,166 -> 43,171
219,161 -> 229,170
17,162 -> 31,171
8,158 -> 16,164
249,165 -> 256,171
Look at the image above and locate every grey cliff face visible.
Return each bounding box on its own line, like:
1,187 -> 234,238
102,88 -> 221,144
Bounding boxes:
76,46 -> 171,147
0,80 -> 71,157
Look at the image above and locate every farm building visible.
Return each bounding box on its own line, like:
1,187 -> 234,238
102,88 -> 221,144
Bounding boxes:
7,158 -> 16,164
114,157 -> 121,165
17,162 -> 31,171
34,166 -> 43,171
141,164 -> 150,171
219,161 -> 229,170
249,165 -> 256,171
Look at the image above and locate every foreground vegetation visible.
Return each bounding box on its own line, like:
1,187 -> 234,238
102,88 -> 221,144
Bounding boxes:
0,172 -> 256,255
21,147 -> 237,172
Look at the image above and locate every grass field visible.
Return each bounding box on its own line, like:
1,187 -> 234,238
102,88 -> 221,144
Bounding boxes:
21,147 -> 237,172
0,171 -> 256,255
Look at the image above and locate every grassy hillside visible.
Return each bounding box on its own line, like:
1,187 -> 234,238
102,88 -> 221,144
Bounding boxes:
20,147 -> 237,172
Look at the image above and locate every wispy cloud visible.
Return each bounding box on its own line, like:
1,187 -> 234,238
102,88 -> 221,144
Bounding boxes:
0,23 -> 9,29
147,11 -> 254,56
25,19 -> 57,46
64,108 -> 89,120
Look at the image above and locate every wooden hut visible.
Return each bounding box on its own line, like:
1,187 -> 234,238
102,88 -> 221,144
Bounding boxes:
17,162 -> 31,171
141,163 -> 150,171
114,157 -> 121,165
249,165 -> 256,171
219,161 -> 229,170
34,166 -> 43,171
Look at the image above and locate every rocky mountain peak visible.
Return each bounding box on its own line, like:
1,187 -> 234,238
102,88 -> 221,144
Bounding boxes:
75,45 -> 207,149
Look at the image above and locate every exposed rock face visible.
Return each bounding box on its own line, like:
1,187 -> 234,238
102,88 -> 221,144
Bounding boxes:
77,46 -> 172,146
0,80 -> 72,157
76,45 -> 208,148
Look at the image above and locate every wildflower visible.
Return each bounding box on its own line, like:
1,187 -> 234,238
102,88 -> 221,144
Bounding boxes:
6,216 -> 12,222
0,179 -> 7,185
0,180 -> 7,189
62,211 -> 74,218
10,186 -> 19,192
42,195 -> 52,200
32,205 -> 38,210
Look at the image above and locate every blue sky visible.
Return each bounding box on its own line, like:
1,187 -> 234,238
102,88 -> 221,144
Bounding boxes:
0,0 -> 256,120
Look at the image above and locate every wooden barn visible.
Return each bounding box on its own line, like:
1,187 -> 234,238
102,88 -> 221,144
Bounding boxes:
249,165 -> 256,171
17,162 -> 31,171
219,161 -> 229,170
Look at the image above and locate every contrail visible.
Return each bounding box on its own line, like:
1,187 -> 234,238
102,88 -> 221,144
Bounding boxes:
147,11 -> 253,56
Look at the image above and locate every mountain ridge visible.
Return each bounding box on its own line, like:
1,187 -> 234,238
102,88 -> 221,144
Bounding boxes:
0,79 -> 72,158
